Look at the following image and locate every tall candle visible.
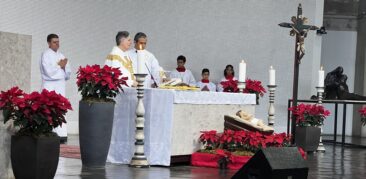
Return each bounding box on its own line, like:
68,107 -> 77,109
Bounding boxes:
318,66 -> 324,87
137,45 -> 146,74
269,66 -> 276,85
239,60 -> 246,82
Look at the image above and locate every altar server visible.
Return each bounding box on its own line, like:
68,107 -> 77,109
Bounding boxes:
217,64 -> 238,92
196,68 -> 216,91
170,55 -> 196,86
129,32 -> 161,88
40,34 -> 71,143
105,31 -> 136,87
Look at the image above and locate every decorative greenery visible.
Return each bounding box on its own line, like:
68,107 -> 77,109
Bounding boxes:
76,65 -> 128,102
289,103 -> 330,127
0,87 -> 72,136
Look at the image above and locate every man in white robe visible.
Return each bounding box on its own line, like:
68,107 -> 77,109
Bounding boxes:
196,68 -> 216,91
105,31 -> 136,87
129,32 -> 161,88
170,55 -> 196,86
40,34 -> 71,143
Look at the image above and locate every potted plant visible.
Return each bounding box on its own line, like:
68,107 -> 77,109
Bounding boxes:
191,130 -> 292,170
244,79 -> 266,104
0,87 -> 72,179
289,103 -> 330,152
76,64 -> 128,167
359,106 -> 366,126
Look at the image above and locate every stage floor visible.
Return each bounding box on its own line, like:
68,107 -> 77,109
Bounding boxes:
55,135 -> 366,179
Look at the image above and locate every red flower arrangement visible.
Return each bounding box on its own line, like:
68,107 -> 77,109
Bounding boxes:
199,129 -> 290,154
220,80 -> 238,93
220,78 -> 266,98
76,65 -> 128,102
0,87 -> 72,136
359,106 -> 366,126
244,79 -> 266,97
289,103 -> 330,127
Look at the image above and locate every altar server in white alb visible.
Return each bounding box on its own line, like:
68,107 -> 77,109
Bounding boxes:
129,32 -> 161,88
40,34 -> 71,143
196,68 -> 217,91
105,31 -> 136,87
170,55 -> 196,86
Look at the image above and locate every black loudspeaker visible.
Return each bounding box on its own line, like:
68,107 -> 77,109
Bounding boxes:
232,147 -> 308,179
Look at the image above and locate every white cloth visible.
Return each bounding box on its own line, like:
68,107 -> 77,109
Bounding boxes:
107,88 -> 255,166
196,81 -> 217,92
105,46 -> 135,86
107,88 -> 174,166
40,48 -> 71,137
128,48 -> 160,88
217,77 -> 238,92
170,69 -> 196,86
174,90 -> 256,105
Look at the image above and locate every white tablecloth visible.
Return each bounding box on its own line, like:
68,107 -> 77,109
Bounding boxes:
107,88 -> 255,166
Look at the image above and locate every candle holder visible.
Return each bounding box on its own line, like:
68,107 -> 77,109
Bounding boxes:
238,81 -> 246,93
316,86 -> 326,153
130,73 -> 150,168
267,85 -> 277,126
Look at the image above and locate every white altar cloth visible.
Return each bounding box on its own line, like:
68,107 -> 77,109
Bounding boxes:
107,88 -> 255,166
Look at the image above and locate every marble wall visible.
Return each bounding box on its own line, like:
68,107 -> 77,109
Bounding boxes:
0,31 -> 31,92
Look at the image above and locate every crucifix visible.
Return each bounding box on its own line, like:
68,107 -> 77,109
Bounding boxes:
279,3 -> 319,144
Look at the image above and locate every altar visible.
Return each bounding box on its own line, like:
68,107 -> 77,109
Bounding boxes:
107,88 -> 256,166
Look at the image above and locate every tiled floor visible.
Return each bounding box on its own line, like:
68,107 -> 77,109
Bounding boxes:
55,135 -> 366,179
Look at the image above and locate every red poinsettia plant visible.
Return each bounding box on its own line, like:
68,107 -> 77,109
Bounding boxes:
220,80 -> 239,93
76,65 -> 128,102
0,87 -> 72,136
289,103 -> 330,127
244,79 -> 266,97
359,106 -> 366,126
199,129 -> 290,154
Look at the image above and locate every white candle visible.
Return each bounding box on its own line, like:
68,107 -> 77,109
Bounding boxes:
269,66 -> 276,85
318,66 -> 324,87
137,45 -> 146,74
239,60 -> 246,82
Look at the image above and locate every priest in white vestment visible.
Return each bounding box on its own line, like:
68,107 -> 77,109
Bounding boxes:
40,34 -> 71,142
196,68 -> 217,91
170,55 -> 196,86
128,32 -> 160,88
105,31 -> 136,87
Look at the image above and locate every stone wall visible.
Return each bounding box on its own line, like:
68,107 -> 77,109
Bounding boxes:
0,31 -> 31,92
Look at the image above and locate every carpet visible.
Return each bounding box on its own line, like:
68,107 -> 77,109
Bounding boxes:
60,144 -> 81,159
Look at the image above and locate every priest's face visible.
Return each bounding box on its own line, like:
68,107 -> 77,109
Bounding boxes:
135,37 -> 147,50
120,37 -> 132,51
48,38 -> 59,51
177,60 -> 185,68
202,72 -> 209,80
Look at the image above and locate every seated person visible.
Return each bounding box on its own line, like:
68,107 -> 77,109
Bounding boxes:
217,64 -> 238,92
196,68 -> 216,91
235,110 -> 273,131
170,55 -> 196,86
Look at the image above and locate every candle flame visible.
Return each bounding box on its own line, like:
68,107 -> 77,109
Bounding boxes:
270,65 -> 273,69
139,44 -> 143,50
320,65 -> 323,70
241,60 -> 245,63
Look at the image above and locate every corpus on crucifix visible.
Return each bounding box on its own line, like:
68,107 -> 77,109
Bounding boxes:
279,3 -> 319,144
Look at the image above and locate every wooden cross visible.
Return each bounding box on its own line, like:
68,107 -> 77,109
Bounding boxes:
279,3 -> 319,144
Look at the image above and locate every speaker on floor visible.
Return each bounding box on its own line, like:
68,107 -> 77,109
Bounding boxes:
232,147 -> 308,179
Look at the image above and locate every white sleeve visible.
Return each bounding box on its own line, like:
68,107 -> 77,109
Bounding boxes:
65,60 -> 71,80
150,54 -> 161,85
41,53 -> 65,80
188,71 -> 196,86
